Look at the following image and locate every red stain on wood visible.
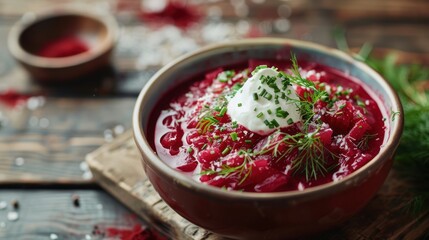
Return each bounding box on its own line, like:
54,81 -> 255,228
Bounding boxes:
106,224 -> 166,240
0,89 -> 30,108
37,36 -> 89,58
139,1 -> 201,29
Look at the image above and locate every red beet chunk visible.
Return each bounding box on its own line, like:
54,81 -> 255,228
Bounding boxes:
198,148 -> 221,164
348,119 -> 370,141
317,127 -> 333,146
321,100 -> 354,135
177,159 -> 198,172
160,131 -> 182,149
238,160 -> 289,191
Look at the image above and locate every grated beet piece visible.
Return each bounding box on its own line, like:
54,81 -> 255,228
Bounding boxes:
322,100 -> 354,135
348,119 -> 370,141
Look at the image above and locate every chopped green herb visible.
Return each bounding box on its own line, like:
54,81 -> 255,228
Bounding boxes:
222,146 -> 231,155
217,106 -> 227,117
391,111 -> 400,121
217,70 -> 236,83
264,92 -> 273,100
230,132 -> 238,141
276,107 -> 289,118
356,98 -> 366,108
263,119 -> 271,128
232,83 -> 243,92
253,93 -> 259,100
271,119 -> 279,128
252,65 -> 267,75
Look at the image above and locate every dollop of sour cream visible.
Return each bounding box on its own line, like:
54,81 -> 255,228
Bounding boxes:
227,67 -> 301,135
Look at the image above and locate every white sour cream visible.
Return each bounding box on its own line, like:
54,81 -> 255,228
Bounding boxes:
227,67 -> 301,135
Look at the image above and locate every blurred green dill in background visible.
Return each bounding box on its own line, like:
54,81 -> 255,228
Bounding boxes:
335,29 -> 429,213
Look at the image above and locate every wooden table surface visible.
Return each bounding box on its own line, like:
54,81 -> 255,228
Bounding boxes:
0,0 -> 428,239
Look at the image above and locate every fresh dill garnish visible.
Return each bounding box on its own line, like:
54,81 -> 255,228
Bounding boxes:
216,70 -> 235,83
289,133 -> 330,181
252,65 -> 268,75
230,132 -> 238,141
354,46 -> 429,213
279,54 -> 330,126
198,56 -> 335,184
356,132 -> 378,151
258,130 -> 335,181
187,147 -> 193,153
391,111 -> 400,121
201,150 -> 254,185
221,146 -> 231,155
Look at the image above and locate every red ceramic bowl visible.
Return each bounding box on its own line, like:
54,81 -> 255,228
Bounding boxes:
133,38 -> 403,239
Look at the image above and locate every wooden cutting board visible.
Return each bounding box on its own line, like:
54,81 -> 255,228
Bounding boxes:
86,130 -> 220,240
86,130 -> 429,240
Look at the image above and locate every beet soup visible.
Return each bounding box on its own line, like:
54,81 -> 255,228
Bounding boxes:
152,56 -> 387,193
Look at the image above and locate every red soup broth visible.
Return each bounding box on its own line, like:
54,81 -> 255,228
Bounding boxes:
150,59 -> 388,193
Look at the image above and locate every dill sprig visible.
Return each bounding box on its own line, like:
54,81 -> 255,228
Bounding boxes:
356,132 -> 378,151
335,31 -> 429,213
196,70 -> 249,134
201,150 -> 254,185
259,130 -> 333,181
279,54 -> 329,125
289,132 -> 329,180
357,47 -> 429,213
200,56 -> 333,183
196,115 -> 219,134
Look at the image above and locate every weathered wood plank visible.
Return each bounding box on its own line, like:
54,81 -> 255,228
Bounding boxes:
0,98 -> 134,184
86,130 -> 428,240
0,189 -> 161,240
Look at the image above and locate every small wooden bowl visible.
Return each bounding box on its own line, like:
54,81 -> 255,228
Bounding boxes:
8,8 -> 118,82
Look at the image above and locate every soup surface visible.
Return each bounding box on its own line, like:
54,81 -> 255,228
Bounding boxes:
152,57 -> 386,192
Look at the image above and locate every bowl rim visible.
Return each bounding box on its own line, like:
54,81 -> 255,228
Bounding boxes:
7,7 -> 119,68
133,38 -> 403,200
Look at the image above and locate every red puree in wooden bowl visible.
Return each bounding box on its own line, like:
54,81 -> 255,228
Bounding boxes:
133,39 -> 403,239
